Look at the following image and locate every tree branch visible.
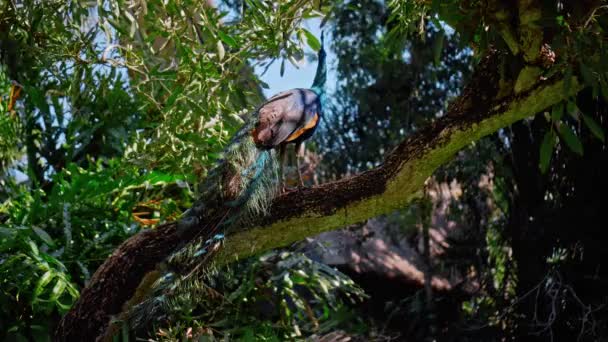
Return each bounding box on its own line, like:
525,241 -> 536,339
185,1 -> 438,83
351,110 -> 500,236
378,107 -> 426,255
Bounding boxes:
217,59 -> 581,264
55,51 -> 583,341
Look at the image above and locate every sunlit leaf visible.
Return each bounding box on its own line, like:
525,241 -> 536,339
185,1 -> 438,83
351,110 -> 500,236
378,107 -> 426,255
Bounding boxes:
28,239 -> 39,256
51,279 -> 67,301
302,28 -> 321,51
217,40 -> 225,61
218,31 -> 238,48
34,271 -> 55,298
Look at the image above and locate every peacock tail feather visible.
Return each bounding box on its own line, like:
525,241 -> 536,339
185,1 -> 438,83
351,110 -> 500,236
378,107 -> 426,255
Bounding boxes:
125,31 -> 325,335
124,114 -> 280,332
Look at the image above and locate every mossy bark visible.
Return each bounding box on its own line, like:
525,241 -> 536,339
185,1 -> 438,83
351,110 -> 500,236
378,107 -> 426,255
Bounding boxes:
217,74 -> 582,264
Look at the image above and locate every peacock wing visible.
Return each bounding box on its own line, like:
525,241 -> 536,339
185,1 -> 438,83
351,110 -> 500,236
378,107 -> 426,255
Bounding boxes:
252,89 -> 305,148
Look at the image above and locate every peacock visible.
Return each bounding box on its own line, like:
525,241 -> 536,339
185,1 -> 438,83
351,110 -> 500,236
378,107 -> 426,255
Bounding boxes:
123,32 -> 327,334
252,31 -> 326,189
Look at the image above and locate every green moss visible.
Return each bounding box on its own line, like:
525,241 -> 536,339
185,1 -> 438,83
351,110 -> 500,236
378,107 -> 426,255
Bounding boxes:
515,66 -> 542,94
217,77 -> 583,265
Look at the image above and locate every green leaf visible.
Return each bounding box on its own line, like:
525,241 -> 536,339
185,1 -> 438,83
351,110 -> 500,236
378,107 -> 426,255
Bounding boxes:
28,239 -> 39,256
165,85 -> 184,107
302,28 -> 321,51
566,101 -> 579,118
32,227 -> 55,247
563,67 -> 572,95
539,130 -> 556,173
582,114 -> 605,142
551,103 -> 563,122
51,279 -> 67,301
559,124 -> 584,155
216,40 -> 225,61
34,271 -> 55,298
217,31 -> 238,48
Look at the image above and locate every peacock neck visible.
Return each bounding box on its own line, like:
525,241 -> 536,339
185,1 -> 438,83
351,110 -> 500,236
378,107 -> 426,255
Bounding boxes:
311,51 -> 326,99
311,85 -> 325,99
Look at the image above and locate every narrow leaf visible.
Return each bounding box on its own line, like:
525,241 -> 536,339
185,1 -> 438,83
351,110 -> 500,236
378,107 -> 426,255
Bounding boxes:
559,124 -> 584,155
51,279 -> 67,301
288,55 -> 300,69
539,130 -> 556,173
551,103 -> 564,122
302,28 -> 321,51
259,80 -> 270,89
566,101 -> 579,119
582,114 -> 605,142
28,239 -> 39,256
217,31 -> 238,48
34,271 -> 55,297
33,227 -> 55,247
280,59 -> 285,77
216,40 -> 225,61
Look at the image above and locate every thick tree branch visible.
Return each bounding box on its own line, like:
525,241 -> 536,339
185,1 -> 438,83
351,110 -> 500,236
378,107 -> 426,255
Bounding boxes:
55,51 -> 583,341
217,63 -> 581,264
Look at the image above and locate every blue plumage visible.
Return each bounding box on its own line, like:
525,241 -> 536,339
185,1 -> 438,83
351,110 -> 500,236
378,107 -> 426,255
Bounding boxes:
251,32 -> 327,188
124,32 -> 327,333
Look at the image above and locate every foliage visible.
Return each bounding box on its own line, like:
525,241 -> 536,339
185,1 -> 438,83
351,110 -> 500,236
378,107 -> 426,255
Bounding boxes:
1,0 -> 333,339
140,251 -> 366,341
316,0 -> 608,340
318,0 -> 472,177
0,159 -> 192,340
105,0 -> 329,175
0,66 -> 21,177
